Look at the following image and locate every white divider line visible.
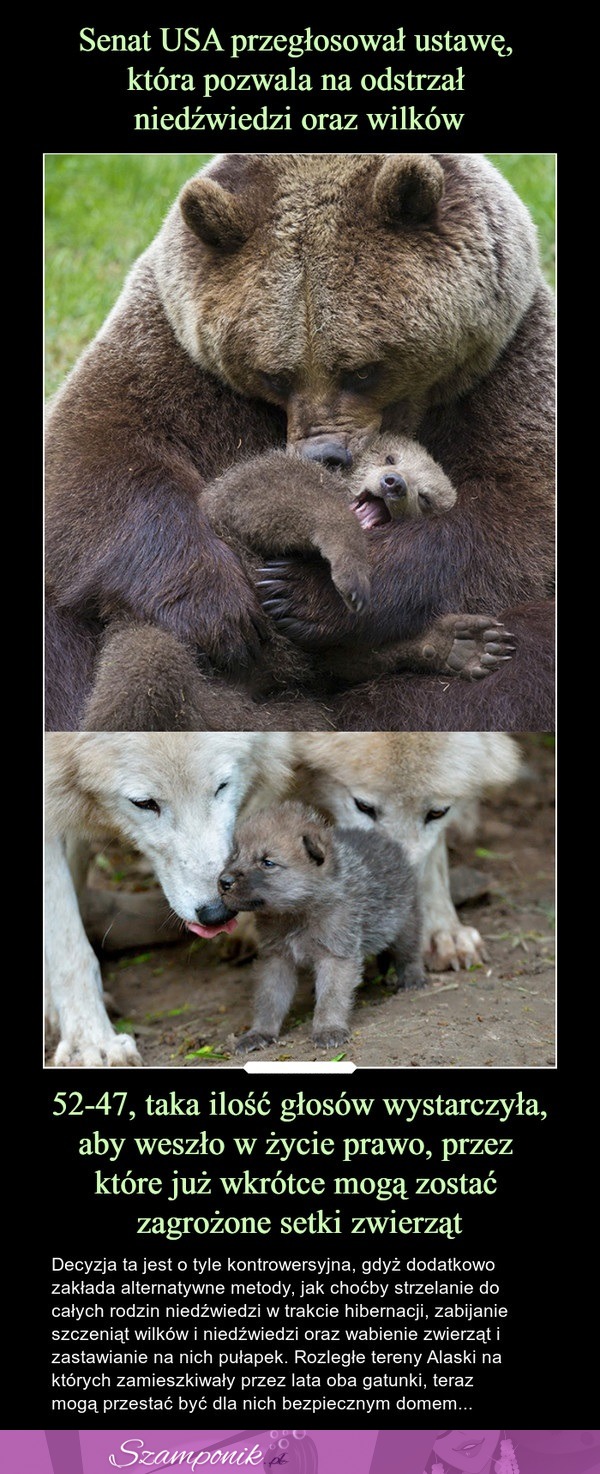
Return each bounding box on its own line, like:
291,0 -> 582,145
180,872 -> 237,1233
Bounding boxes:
244,1061 -> 356,1074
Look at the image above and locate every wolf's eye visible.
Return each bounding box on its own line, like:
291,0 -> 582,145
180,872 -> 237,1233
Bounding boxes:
354,797 -> 378,821
215,781 -> 229,796
130,798 -> 161,815
261,856 -> 277,869
425,806 -> 450,824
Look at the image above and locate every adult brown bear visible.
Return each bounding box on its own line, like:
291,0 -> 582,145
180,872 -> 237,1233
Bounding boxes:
45,153 -> 554,732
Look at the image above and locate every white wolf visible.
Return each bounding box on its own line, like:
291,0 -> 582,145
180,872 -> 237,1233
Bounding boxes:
292,733 -> 521,972
45,732 -> 294,1066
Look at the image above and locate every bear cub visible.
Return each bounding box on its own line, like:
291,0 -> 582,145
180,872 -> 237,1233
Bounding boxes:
217,799 -> 426,1052
202,430 -> 457,617
79,432 -> 512,732
202,432 -> 513,690
347,431 -> 457,528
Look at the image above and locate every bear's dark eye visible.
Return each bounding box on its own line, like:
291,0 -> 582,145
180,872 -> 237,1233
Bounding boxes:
385,454 -> 396,465
260,856 -> 277,869
425,806 -> 450,824
418,491 -> 433,510
260,372 -> 291,399
341,364 -> 380,392
354,797 -> 378,821
214,780 -> 229,796
130,798 -> 161,815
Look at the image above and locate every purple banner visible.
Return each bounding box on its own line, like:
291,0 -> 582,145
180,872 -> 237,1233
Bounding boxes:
0,1430 -> 599,1473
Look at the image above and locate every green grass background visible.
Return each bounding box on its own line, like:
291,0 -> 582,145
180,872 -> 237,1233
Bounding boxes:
45,153 -> 555,397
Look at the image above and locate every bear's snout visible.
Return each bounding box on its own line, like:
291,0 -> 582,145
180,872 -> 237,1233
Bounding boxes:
297,436 -> 353,470
380,472 -> 407,498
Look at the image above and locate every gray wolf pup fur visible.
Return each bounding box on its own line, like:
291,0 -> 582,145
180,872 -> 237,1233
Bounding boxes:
218,800 -> 426,1050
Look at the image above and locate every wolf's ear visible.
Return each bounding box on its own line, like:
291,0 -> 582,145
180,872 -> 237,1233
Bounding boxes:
302,826 -> 327,866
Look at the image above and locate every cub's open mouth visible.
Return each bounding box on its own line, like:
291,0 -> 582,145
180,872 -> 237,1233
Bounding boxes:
352,492 -> 391,529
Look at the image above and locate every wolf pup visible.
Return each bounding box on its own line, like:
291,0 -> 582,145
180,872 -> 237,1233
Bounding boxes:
217,800 -> 426,1052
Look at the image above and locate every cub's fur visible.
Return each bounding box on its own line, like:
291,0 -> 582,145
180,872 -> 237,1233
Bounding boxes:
82,435 -> 513,729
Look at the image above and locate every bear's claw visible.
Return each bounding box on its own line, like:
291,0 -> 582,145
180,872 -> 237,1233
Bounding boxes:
442,615 -> 516,681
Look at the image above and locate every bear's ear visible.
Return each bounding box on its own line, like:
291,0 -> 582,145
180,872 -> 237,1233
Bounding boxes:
180,178 -> 253,251
373,154 -> 444,225
302,825 -> 327,866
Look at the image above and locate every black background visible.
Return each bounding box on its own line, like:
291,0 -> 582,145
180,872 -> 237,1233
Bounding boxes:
40,18 -> 556,152
27,12 -> 573,1438
33,1067 -> 573,1428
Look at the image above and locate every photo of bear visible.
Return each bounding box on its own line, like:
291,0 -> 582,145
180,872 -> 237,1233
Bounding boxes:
45,153 -> 555,733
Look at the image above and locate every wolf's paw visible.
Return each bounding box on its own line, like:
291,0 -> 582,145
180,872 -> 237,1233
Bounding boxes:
234,1029 -> 276,1054
54,1032 -> 141,1068
312,1026 -> 350,1050
396,963 -> 428,991
425,924 -> 488,972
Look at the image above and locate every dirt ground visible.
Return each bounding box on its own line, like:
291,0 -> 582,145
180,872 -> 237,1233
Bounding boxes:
47,737 -> 555,1070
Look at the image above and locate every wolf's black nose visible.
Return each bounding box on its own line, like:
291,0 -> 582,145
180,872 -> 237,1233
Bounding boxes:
196,899 -> 232,924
